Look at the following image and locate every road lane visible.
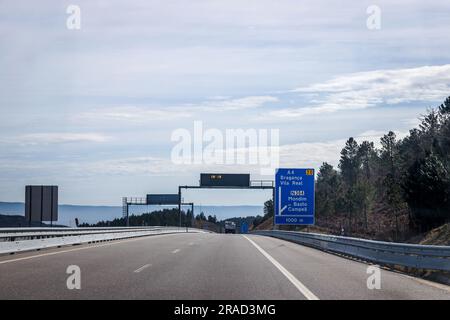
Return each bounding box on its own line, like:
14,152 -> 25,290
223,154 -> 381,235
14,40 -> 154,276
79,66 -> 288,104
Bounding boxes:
247,235 -> 450,300
0,232 -> 448,300
0,232 -> 204,299
133,233 -> 305,300
243,235 -> 319,300
0,233 -> 304,300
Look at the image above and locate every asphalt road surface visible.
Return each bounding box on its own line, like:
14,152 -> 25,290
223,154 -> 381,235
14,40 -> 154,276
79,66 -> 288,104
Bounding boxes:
0,232 -> 449,300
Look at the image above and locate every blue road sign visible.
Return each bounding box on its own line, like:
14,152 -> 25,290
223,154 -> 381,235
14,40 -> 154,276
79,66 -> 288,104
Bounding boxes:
240,222 -> 249,234
274,168 -> 315,225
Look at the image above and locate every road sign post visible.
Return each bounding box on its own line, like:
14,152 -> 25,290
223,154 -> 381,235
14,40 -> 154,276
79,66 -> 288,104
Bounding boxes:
274,168 -> 315,225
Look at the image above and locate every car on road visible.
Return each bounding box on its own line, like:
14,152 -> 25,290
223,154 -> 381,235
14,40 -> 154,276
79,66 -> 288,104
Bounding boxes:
224,221 -> 236,234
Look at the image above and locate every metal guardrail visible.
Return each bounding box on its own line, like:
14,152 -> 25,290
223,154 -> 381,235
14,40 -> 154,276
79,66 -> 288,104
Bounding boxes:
0,227 -> 206,255
252,230 -> 450,272
0,227 -> 165,241
0,226 -> 155,233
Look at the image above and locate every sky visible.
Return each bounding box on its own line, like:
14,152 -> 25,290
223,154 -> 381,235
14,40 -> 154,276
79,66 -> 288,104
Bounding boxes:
1,0 -> 450,206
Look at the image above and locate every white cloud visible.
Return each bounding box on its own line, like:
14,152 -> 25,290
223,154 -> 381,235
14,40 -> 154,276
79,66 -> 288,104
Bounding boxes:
82,130 -> 409,177
85,156 -> 182,176
197,96 -> 278,111
1,133 -> 111,145
268,64 -> 450,119
0,128 -> 411,195
78,107 -> 193,123
77,96 -> 277,123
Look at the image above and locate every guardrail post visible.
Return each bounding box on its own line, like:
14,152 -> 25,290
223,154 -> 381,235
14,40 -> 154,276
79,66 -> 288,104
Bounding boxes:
272,186 -> 278,230
178,186 -> 182,229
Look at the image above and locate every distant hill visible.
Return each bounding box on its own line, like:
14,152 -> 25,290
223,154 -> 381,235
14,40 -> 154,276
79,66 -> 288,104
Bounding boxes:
0,214 -> 62,228
0,202 -> 263,227
0,202 -> 123,227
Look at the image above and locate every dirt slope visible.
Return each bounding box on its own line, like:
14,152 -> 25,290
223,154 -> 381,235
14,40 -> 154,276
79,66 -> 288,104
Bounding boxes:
419,223 -> 450,246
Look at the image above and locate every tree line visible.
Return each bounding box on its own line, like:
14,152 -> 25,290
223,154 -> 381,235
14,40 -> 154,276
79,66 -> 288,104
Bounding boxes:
315,97 -> 450,240
79,208 -> 192,227
79,208 -> 232,229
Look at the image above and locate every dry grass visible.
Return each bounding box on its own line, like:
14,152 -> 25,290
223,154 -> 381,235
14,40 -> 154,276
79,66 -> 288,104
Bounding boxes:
419,223 -> 450,246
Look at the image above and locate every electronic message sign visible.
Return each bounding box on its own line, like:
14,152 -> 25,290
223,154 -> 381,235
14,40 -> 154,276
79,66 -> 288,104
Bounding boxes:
200,173 -> 250,187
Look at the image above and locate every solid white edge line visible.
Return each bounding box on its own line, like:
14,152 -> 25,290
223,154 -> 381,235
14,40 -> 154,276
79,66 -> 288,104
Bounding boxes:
134,264 -> 151,273
243,235 -> 319,300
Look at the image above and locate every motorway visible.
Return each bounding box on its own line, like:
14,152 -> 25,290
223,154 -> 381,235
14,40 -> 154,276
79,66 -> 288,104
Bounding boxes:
0,232 -> 449,300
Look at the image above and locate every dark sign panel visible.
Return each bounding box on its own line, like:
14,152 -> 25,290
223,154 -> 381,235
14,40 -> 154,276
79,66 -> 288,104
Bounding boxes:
25,186 -> 58,222
200,173 -> 250,187
146,194 -> 180,205
25,186 -> 41,222
42,186 -> 58,221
